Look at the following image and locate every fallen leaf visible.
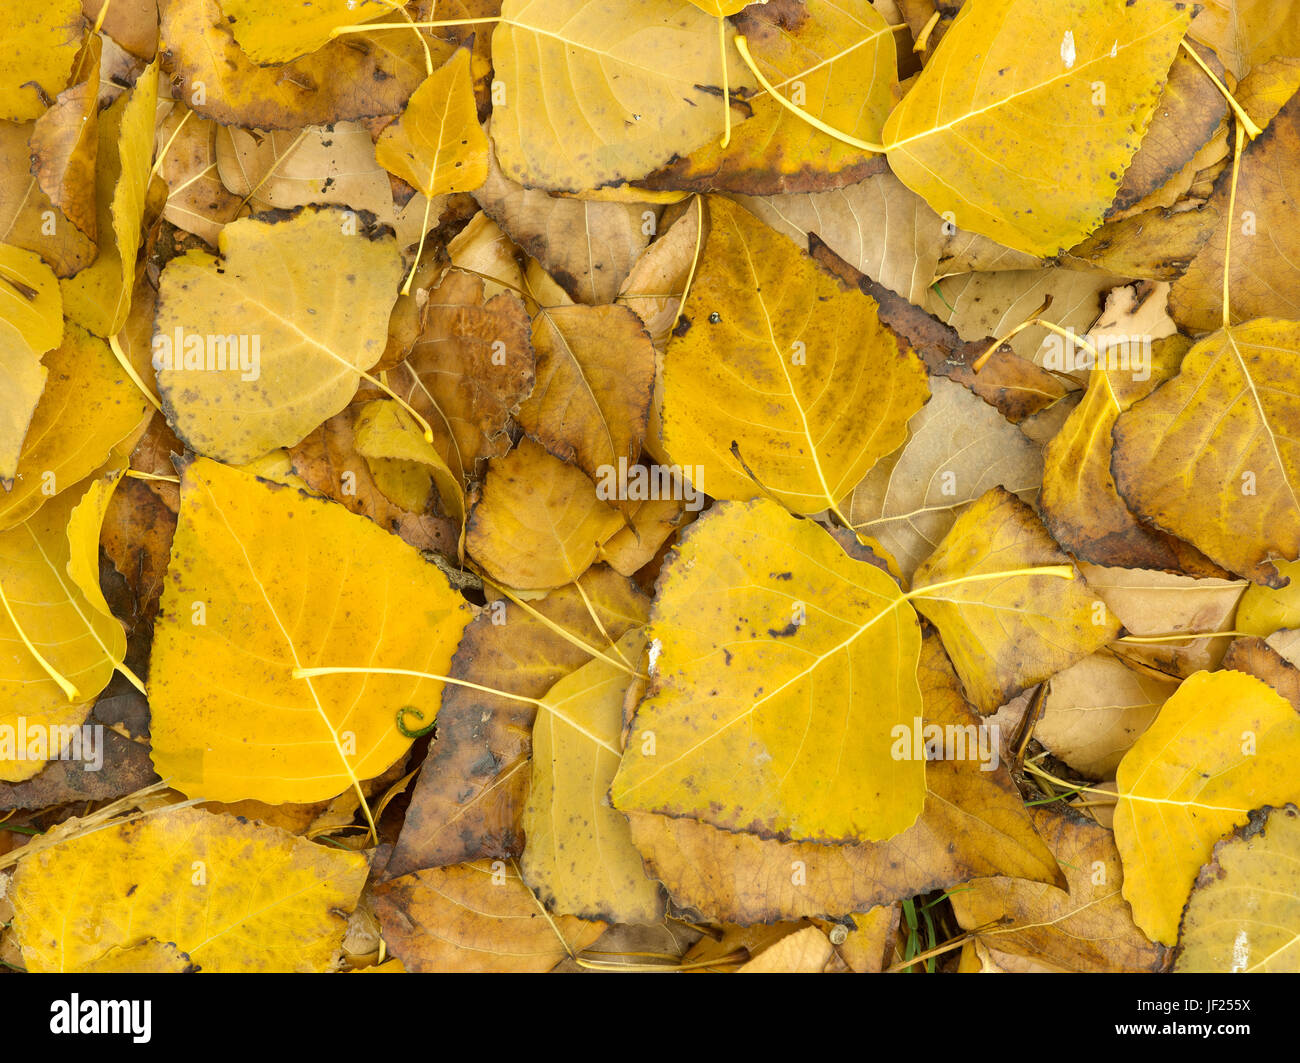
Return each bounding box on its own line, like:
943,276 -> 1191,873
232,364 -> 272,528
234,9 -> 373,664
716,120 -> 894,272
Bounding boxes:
9,805 -> 368,972
0,0 -> 85,122
1174,803 -> 1300,971
148,457 -> 474,803
154,204 -> 403,463
0,244 -> 62,482
1114,668 -> 1300,945
373,860 -> 605,972
661,196 -> 928,514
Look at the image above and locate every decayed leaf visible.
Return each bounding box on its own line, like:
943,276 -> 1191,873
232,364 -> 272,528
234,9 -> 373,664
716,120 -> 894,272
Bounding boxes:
0,121 -> 95,278
623,636 -> 1063,923
373,861 -> 606,973
390,270 -> 536,485
518,304 -> 656,488
59,60 -> 157,338
1111,319 -> 1300,586
159,0 -> 446,129
845,377 -> 1042,582
9,806 -> 368,972
737,167 -> 944,306
489,0 -> 754,190
1175,804 -> 1300,972
661,196 -> 928,514
0,245 -> 62,482
0,479 -> 127,781
1170,91 -> 1300,331
154,205 -> 403,464
612,498 -> 927,844
376,50 -> 489,198
287,406 -> 458,555
1036,654 -> 1175,778
474,141 -> 657,305
0,0 -> 85,122
951,805 -> 1168,973
156,106 -> 246,246
522,629 -> 664,924
148,458 -> 474,803
1114,669 -> 1300,945
882,0 -> 1190,256
389,567 -> 648,875
27,34 -> 100,241
910,487 -> 1119,713
647,0 -> 896,194
1222,633 -> 1300,711
0,322 -> 150,531
465,439 -> 624,590
1081,563 -> 1246,677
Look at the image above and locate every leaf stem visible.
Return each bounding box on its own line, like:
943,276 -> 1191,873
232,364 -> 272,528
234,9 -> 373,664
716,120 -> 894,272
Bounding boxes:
1222,118 -> 1246,329
718,18 -> 731,148
1179,40 -> 1262,140
292,664 -> 544,707
905,565 -> 1076,602
0,580 -> 81,700
733,36 -> 887,153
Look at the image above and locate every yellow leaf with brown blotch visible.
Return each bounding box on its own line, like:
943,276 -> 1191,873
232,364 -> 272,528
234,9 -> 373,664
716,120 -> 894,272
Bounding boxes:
0,244 -> 62,483
0,0 -> 85,122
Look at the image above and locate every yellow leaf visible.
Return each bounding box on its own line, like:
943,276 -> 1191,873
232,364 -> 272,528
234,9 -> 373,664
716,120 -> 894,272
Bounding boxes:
59,61 -> 157,338
911,487 -> 1119,713
1237,559 -> 1300,636
611,498 -> 926,844
652,0 -> 894,193
1112,319 -> 1300,586
622,636 -> 1064,922
373,860 -> 606,973
881,0 -> 1191,256
353,399 -> 465,526
522,629 -> 665,924
153,205 -> 403,464
221,0 -> 393,64
490,0 -> 755,189
376,49 -> 489,198
1175,804 -> 1300,972
0,477 -> 128,781
0,244 -> 62,482
10,806 -> 368,972
464,439 -> 625,590
148,457 -> 474,803
1114,669 -> 1300,945
661,197 -> 928,514
0,322 -> 151,531
0,0 -> 85,122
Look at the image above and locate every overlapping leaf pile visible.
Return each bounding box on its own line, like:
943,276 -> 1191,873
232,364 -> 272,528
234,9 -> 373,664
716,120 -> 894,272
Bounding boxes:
1,0 -> 1298,974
